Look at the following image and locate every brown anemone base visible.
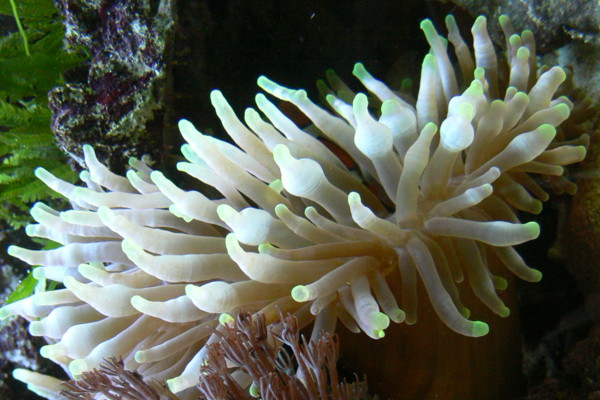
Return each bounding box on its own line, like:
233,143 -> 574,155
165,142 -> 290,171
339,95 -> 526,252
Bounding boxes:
337,271 -> 524,400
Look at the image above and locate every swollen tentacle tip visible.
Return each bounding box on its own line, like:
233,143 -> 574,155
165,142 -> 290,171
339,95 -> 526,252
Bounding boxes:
352,62 -> 367,79
122,239 -> 142,260
149,170 -> 164,184
268,179 -> 284,194
33,167 -> 51,181
389,308 -> 406,323
274,203 -> 289,217
134,350 -> 146,364
28,321 -> 43,337
177,119 -> 194,132
498,307 -> 511,318
325,93 -> 337,107
39,344 -> 57,358
530,270 -> 543,282
348,191 -> 361,203
373,329 -> 385,339
12,368 -> 28,381
353,93 -> 369,115
216,204 -> 236,224
69,359 -> 88,376
224,233 -> 240,254
460,307 -> 471,319
554,102 -> 571,118
509,35 -> 522,48
372,312 -> 391,330
256,75 -> 272,88
272,143 -> 291,164
257,243 -> 273,254
538,124 -> 557,140
422,53 -> 436,69
167,377 -> 183,395
169,205 -> 192,223
210,89 -> 225,105
291,285 -> 310,302
219,313 -> 234,325
129,294 -> 145,311
473,15 -> 487,29
524,221 -> 541,239
258,75 -> 295,100
493,276 -> 508,290
6,245 -> 19,257
472,321 -> 490,337
97,206 -> 115,224
419,18 -> 435,34
292,89 -> 308,102
576,145 -> 588,161
249,382 -> 260,398
82,144 -> 93,154
516,47 -> 530,59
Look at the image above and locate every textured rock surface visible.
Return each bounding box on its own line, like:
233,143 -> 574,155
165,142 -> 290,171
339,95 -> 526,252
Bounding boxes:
49,0 -> 176,173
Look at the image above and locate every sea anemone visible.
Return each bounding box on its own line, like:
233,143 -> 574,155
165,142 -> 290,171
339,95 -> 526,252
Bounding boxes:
0,14 -> 589,399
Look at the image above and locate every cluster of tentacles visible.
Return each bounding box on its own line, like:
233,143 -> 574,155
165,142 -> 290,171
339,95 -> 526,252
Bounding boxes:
0,14 -> 591,400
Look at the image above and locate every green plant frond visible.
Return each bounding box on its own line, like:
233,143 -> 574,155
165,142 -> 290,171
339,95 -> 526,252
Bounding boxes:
0,163 -> 76,204
0,0 -> 86,231
0,0 -> 57,21
0,100 -> 51,127
0,132 -> 55,151
4,271 -> 37,304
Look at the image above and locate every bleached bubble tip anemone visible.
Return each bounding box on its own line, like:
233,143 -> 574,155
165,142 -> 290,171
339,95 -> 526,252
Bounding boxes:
2,13 -> 590,399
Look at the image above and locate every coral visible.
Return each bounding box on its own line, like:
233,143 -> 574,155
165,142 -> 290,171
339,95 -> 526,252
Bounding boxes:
60,357 -> 178,400
0,14 -> 591,399
197,312 -> 370,400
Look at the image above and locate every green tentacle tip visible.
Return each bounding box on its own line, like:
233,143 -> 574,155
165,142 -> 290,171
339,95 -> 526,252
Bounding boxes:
530,269 -> 543,282
291,285 -> 310,302
352,62 -> 367,79
509,34 -> 522,47
499,307 -> 511,318
372,312 -> 391,330
258,243 -> 276,255
390,308 -> 406,323
6,245 -> 18,257
219,313 -> 234,325
422,54 -> 436,68
400,78 -> 412,92
524,221 -> 541,239
249,382 -> 260,398
460,307 -> 471,319
538,124 -> 557,140
493,276 -> 508,290
472,321 -> 489,337
474,15 -> 487,28
531,200 -> 543,215
134,350 -> 146,363
419,18 -> 435,35
554,102 -> 571,118
325,94 -> 336,107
